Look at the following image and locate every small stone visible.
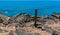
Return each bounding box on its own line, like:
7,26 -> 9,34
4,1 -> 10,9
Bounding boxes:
0,29 -> 3,33
0,29 -> 8,33
34,33 -> 40,35
15,28 -> 26,35
9,30 -> 14,35
26,33 -> 33,35
52,33 -> 58,35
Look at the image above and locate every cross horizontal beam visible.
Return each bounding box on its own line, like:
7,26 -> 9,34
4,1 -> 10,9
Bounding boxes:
31,16 -> 41,18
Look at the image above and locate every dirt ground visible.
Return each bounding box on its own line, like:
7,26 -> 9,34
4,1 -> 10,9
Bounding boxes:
0,26 -> 51,35
0,22 -> 60,35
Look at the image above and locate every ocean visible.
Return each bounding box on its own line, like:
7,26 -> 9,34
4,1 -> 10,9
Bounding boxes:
0,1 -> 60,16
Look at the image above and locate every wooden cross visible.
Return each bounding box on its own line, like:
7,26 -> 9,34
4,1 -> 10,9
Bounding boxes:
31,9 -> 40,27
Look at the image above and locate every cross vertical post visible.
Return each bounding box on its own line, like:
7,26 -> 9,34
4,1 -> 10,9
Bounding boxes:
34,9 -> 38,27
31,9 -> 40,28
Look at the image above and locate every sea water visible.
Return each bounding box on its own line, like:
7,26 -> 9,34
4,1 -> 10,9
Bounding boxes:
0,1 -> 60,16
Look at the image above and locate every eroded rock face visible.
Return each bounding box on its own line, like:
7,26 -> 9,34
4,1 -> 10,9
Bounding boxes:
13,13 -> 33,27
36,12 -> 60,35
15,13 -> 31,23
0,14 -> 11,26
38,12 -> 60,25
0,17 -> 4,23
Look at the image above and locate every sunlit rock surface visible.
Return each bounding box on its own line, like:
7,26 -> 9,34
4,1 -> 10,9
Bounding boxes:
0,12 -> 60,35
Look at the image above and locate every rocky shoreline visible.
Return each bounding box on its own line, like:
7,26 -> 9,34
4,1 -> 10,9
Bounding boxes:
0,12 -> 60,35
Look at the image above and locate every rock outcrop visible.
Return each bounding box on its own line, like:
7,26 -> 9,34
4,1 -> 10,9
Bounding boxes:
0,12 -> 60,35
